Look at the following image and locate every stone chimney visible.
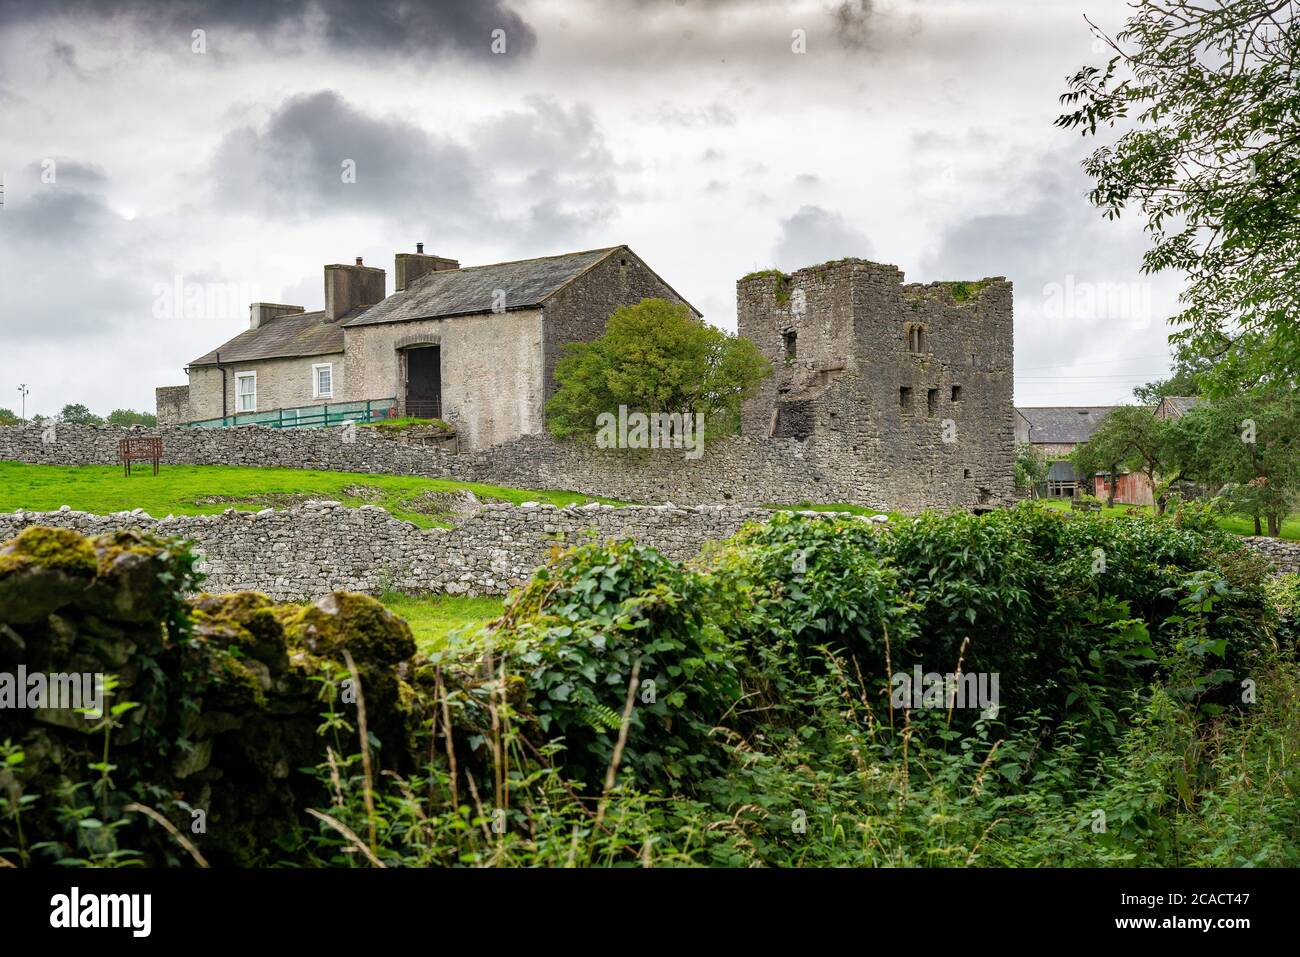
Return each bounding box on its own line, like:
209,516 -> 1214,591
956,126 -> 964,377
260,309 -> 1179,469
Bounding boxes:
395,243 -> 459,292
249,302 -> 305,330
324,258 -> 386,320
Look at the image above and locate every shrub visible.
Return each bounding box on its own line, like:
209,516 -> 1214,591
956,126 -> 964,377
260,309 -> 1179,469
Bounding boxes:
494,539 -> 741,792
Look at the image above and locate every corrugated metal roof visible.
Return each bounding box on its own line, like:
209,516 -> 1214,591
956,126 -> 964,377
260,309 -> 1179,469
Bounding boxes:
344,246 -> 622,327
189,309 -> 357,366
1015,406 -> 1117,444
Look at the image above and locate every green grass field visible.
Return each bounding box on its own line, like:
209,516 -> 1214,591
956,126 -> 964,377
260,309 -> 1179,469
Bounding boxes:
378,593 -> 505,652
1035,497 -> 1300,540
0,461 -> 617,528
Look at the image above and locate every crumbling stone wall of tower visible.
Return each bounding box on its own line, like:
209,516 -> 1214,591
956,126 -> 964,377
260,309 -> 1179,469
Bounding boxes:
738,259 -> 1015,510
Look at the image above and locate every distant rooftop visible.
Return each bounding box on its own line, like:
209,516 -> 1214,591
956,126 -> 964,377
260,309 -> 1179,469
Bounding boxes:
1016,406 -> 1117,445
1160,396 -> 1200,417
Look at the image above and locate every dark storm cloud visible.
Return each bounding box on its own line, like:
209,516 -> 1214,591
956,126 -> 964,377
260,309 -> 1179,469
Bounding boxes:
772,204 -> 872,270
6,183 -> 117,243
210,91 -> 618,248
0,0 -> 536,58
211,90 -> 485,222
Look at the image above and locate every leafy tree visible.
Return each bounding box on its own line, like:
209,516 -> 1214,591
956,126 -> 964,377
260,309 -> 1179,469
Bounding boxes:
1059,1 -> 1300,395
545,298 -> 771,441
1014,441 -> 1048,495
57,403 -> 103,425
1132,353 -> 1210,405
1172,392 -> 1300,536
0,408 -> 19,427
107,409 -> 158,427
1072,406 -> 1185,513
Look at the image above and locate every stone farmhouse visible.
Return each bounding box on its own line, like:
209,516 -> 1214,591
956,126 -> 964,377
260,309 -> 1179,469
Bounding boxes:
159,245 -> 699,450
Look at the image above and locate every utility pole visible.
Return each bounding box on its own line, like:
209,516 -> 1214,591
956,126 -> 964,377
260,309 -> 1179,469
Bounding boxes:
17,383 -> 29,421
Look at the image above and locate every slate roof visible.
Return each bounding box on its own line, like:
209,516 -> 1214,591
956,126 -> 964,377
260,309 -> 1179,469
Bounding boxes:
188,245 -> 698,365
1161,396 -> 1200,417
188,309 -> 361,367
1015,406 -> 1118,444
345,246 -> 628,328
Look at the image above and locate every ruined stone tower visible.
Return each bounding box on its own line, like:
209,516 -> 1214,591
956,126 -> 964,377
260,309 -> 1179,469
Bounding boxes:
737,259 -> 1015,511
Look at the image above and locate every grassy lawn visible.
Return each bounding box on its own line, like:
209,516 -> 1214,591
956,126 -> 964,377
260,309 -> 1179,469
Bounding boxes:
0,461 -> 619,528
360,416 -> 453,433
1035,497 -> 1300,540
379,593 -> 505,652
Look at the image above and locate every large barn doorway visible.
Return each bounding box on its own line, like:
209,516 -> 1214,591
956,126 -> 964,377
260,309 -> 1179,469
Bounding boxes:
404,346 -> 442,419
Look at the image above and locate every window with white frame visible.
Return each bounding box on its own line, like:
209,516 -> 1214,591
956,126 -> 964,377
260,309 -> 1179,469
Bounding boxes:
235,372 -> 257,412
313,363 -> 333,399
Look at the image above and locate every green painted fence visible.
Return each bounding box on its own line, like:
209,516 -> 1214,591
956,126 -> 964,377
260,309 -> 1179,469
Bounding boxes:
185,398 -> 397,430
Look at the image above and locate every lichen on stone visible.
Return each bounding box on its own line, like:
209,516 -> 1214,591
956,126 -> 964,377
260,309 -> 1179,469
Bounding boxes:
0,526 -> 98,577
92,529 -> 167,571
191,591 -> 290,672
282,590 -> 416,666
211,651 -> 267,709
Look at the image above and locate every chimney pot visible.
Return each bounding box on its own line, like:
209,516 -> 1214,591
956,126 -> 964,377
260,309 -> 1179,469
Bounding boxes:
355,256 -> 363,266
416,242 -> 424,254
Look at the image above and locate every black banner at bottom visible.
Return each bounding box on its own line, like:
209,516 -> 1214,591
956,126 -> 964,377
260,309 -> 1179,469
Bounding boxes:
0,867 -> 1281,943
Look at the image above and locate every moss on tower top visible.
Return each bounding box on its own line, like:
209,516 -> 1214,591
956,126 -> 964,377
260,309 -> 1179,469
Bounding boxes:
942,279 -> 994,303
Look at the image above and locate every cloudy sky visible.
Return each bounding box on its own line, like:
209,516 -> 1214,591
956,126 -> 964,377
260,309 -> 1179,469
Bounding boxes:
0,0 -> 1182,419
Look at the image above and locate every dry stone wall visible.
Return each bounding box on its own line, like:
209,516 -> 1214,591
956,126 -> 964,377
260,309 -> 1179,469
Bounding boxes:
0,494 -> 1289,603
0,423 -> 904,508
0,501 -> 805,600
1243,536 -> 1300,576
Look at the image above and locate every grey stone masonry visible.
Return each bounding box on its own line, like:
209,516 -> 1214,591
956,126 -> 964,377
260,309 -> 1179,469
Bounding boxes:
0,502 -> 830,601
1243,536 -> 1300,576
737,260 -> 1016,510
